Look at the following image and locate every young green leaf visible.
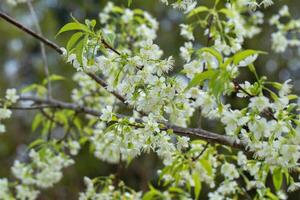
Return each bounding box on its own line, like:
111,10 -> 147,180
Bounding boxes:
192,173 -> 202,199
185,70 -> 215,91
272,167 -> 283,191
198,47 -> 223,64
67,32 -> 84,51
56,22 -> 89,36
188,6 -> 209,18
233,49 -> 266,66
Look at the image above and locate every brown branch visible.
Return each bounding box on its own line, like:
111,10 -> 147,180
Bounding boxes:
86,73 -> 126,103
0,11 -> 246,151
0,10 -> 63,54
15,96 -> 243,150
101,39 -> 121,56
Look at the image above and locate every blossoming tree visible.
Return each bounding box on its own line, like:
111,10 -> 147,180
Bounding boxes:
1,0 -> 300,199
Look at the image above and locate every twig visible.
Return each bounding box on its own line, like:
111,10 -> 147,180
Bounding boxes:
26,0 -> 52,99
47,109 -> 56,141
101,39 -> 121,56
0,10 -> 63,54
86,73 -> 126,103
40,108 -> 63,126
192,142 -> 209,161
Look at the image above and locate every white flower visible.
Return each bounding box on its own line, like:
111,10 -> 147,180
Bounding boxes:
208,192 -> 223,200
249,96 -> 270,111
279,79 -> 292,97
136,25 -> 156,40
271,32 -> 288,53
279,5 -> 289,17
5,88 -> 19,104
0,109 -> 12,120
173,0 -> 197,13
237,81 -> 252,98
237,152 -> 247,166
277,190 -> 287,200
248,118 -> 271,139
288,182 -> 300,192
0,124 -> 5,133
140,40 -> 162,60
121,9 -> 134,23
68,140 -> 81,155
180,24 -> 194,41
183,60 -> 203,79
100,106 -> 113,121
60,47 -> 67,56
180,42 -> 193,62
0,178 -> 11,198
221,163 -> 239,180
261,0 -> 273,8
16,185 -> 40,200
177,136 -> 190,151
221,109 -> 249,135
280,145 -> 300,166
156,56 -> 174,76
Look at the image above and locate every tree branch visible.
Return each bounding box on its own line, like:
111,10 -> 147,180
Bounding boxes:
0,10 -> 63,54
15,96 -> 243,150
0,11 -> 245,151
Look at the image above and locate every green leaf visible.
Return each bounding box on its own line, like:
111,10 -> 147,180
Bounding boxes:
192,173 -> 202,199
143,185 -> 162,200
265,82 -> 282,90
21,84 -> 38,94
32,113 -> 43,131
67,32 -> 84,51
288,94 -> 298,100
28,139 -> 45,149
233,50 -> 266,66
185,70 -> 215,91
43,74 -> 65,85
198,47 -> 223,64
75,35 -> 87,65
272,167 -> 283,191
199,159 -> 212,176
74,118 -> 82,131
218,8 -> 234,18
265,190 -> 279,200
56,22 -> 89,36
188,6 -> 209,18
128,0 -> 132,6
103,32 -> 116,47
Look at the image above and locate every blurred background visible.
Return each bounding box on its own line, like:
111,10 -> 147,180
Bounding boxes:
0,0 -> 300,199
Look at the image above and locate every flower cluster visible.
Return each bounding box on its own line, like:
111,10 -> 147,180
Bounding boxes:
159,0 -> 197,13
0,145 -> 74,199
0,88 -> 19,133
12,148 -> 74,189
58,2 -> 300,198
270,5 -> 300,52
3,0 -> 300,199
92,112 -> 190,166
79,176 -> 142,200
